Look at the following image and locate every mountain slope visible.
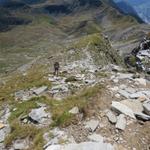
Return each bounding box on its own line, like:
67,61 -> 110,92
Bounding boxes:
112,0 -> 150,24
0,0 -> 149,74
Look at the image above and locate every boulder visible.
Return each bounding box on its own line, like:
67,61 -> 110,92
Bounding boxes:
0,126 -> 10,143
33,86 -> 48,95
13,139 -> 29,150
111,101 -> 136,119
111,65 -> 123,72
135,112 -> 150,121
142,90 -> 150,98
45,142 -> 114,150
115,114 -> 126,130
124,87 -> 136,94
0,123 -> 5,129
118,90 -> 130,98
105,110 -> 117,124
51,85 -> 68,93
69,107 -> 79,114
88,134 -> 104,142
129,92 -> 145,99
117,73 -> 133,80
120,99 -> 143,113
135,78 -> 147,86
143,100 -> 150,115
85,120 -> 99,132
15,90 -> 33,101
28,107 -> 50,124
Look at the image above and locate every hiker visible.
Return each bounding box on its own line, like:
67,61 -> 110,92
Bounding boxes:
54,62 -> 60,76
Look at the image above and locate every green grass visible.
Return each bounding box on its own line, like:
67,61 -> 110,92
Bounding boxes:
4,84 -> 103,148
50,85 -> 103,127
5,121 -> 44,150
5,96 -> 49,149
0,64 -> 51,105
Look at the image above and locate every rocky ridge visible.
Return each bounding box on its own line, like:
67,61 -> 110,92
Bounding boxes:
0,45 -> 150,149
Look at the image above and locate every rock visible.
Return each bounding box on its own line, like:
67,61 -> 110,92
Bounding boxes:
45,142 -> 114,150
113,79 -> 119,83
85,79 -> 96,84
120,99 -> 143,113
117,73 -> 133,80
118,90 -> 130,98
135,78 -> 147,86
28,107 -> 50,124
33,86 -> 48,95
105,110 -> 117,124
142,90 -> 150,98
51,85 -> 68,93
138,95 -> 147,102
110,87 -> 119,92
124,87 -> 136,94
69,107 -> 79,114
119,84 -> 127,89
111,65 -> 123,72
88,133 -> 104,142
115,114 -> 126,130
13,139 -> 29,150
0,123 -> 5,129
111,101 -> 136,119
85,120 -> 99,132
129,92 -> 145,99
135,112 -> 150,121
15,90 -> 33,101
44,128 -> 75,149
143,100 -> 150,115
0,125 -> 10,143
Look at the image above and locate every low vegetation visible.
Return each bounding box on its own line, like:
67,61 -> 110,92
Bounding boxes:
0,64 -> 51,105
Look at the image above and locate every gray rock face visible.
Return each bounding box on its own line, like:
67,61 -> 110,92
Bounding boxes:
45,142 -> 114,150
51,84 -> 69,94
0,125 -> 10,143
115,114 -> 126,130
135,78 -> 147,86
15,90 -> 33,101
142,90 -> 150,98
143,100 -> 150,115
85,120 -> 99,132
28,107 -> 51,124
69,107 -> 79,114
88,134 -> 104,143
111,101 -> 136,119
105,110 -> 117,124
0,107 -> 11,144
124,87 -> 136,94
121,99 -> 143,113
117,73 -> 133,80
129,92 -> 145,99
118,90 -> 130,98
13,139 -> 29,150
33,86 -> 48,95
135,112 -> 150,121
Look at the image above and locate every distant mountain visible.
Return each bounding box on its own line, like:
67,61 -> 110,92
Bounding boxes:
112,0 -> 150,24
